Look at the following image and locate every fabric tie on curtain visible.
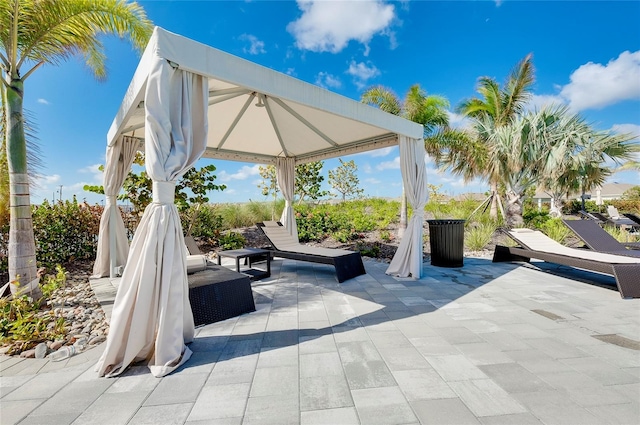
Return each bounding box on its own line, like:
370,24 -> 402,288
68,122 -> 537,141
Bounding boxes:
96,56 -> 208,378
277,157 -> 299,242
92,136 -> 139,278
386,136 -> 427,278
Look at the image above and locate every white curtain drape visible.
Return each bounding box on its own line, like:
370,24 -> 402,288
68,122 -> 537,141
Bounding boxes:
277,157 -> 299,242
386,136 -> 427,278
92,136 -> 139,278
96,57 -> 208,378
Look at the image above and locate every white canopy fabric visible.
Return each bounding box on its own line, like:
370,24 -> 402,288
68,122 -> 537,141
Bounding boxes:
276,157 -> 298,241
92,136 -> 139,278
96,56 -> 208,378
97,27 -> 426,376
386,136 -> 427,278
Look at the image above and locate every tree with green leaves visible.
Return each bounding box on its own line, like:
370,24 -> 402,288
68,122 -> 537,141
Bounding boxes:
362,84 -> 459,231
84,152 -> 226,233
456,54 -> 535,219
0,0 -> 153,297
486,105 -> 635,226
295,161 -> 329,203
328,159 -> 364,201
257,165 -> 279,220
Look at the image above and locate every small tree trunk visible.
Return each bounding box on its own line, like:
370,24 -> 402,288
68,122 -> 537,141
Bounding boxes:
505,190 -> 524,228
489,180 -> 498,219
5,77 -> 40,298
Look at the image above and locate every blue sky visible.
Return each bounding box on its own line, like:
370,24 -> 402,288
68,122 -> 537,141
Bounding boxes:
24,0 -> 640,205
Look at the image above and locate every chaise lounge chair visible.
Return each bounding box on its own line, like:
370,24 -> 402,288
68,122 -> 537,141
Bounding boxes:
562,219 -> 640,252
623,213 -> 640,226
493,228 -> 640,298
256,221 -> 366,283
580,209 -> 638,229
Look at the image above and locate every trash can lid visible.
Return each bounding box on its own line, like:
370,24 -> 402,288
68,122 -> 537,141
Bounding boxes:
426,219 -> 466,224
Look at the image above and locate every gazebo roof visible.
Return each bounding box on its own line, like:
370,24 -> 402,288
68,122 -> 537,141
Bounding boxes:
107,27 -> 423,165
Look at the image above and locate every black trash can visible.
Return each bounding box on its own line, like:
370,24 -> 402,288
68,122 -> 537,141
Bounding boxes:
427,219 -> 465,267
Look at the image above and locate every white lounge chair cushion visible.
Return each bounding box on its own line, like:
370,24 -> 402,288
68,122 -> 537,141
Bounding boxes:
509,228 -> 639,264
261,224 -> 355,258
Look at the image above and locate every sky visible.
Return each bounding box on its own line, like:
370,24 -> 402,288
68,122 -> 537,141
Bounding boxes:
21,0 -> 640,205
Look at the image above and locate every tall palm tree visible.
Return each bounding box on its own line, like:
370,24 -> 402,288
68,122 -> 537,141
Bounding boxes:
362,84 -> 454,233
491,105 -> 635,226
0,0 -> 153,297
456,54 -> 535,219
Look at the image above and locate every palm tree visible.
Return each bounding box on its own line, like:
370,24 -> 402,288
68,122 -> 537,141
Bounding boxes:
362,84 -> 456,233
0,0 -> 153,297
456,54 -> 535,219
490,105 -> 635,226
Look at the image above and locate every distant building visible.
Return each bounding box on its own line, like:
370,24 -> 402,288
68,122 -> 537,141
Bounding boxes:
532,182 -> 638,203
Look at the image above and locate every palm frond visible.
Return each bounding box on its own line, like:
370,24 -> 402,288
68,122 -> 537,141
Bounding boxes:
360,85 -> 401,115
2,0 -> 153,80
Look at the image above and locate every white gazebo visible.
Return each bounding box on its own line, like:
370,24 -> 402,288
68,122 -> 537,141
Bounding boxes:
94,27 -> 426,377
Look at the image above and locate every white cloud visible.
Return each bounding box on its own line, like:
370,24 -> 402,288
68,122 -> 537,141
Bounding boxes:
559,50 -> 640,111
78,163 -> 103,182
447,111 -> 472,129
611,123 -> 640,140
315,72 -> 342,89
347,60 -> 380,89
287,0 -> 396,54
527,94 -> 565,111
362,163 -> 373,173
239,34 -> 266,55
377,156 -> 400,170
219,164 -> 261,182
37,98 -> 49,105
369,146 -> 394,157
40,174 -> 61,184
364,177 -> 381,184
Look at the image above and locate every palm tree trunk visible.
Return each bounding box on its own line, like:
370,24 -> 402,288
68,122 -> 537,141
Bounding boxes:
4,77 -> 40,298
489,180 -> 499,219
505,189 -> 524,228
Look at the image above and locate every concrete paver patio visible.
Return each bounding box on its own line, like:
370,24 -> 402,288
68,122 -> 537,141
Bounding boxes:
1,256 -> 639,425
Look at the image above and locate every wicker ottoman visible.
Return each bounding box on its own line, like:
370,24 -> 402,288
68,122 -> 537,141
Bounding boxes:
188,265 -> 256,326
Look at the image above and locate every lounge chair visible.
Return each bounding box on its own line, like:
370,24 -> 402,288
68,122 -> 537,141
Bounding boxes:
493,228 -> 640,298
580,210 -> 638,229
562,219 -> 640,252
623,213 -> 640,226
256,221 -> 366,283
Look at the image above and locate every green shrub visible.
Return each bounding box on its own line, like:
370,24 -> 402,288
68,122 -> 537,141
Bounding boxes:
380,230 -> 392,243
295,208 -> 337,242
0,265 -> 67,354
218,231 -> 246,250
356,242 -> 380,258
31,199 -> 101,268
182,204 -> 224,242
332,228 -> 361,243
523,209 -> 550,228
